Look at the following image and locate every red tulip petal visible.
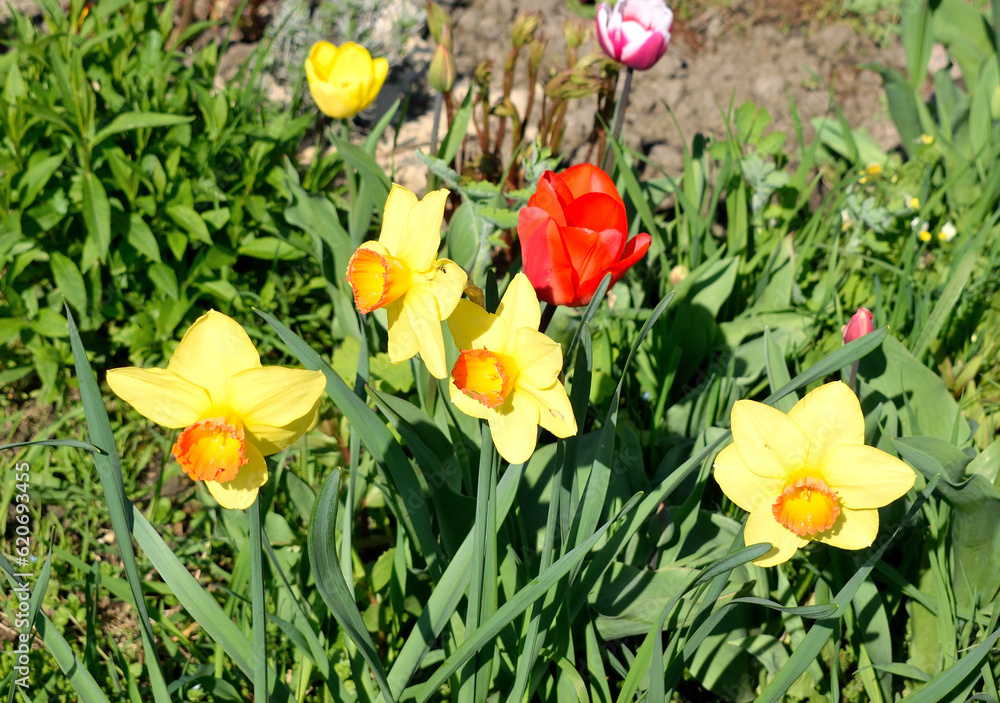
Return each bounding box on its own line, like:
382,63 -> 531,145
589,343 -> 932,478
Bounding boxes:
558,163 -> 622,203
529,171 -> 573,225
519,208 -> 577,306
563,191 -> 628,236
606,232 -> 652,284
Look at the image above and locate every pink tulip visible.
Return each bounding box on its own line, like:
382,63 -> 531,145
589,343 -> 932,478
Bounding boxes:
842,307 -> 875,344
596,0 -> 674,71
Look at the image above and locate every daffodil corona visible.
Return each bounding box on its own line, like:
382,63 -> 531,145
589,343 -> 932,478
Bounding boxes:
346,185 -> 467,379
713,381 -> 915,567
447,274 -> 577,464
107,311 -> 326,510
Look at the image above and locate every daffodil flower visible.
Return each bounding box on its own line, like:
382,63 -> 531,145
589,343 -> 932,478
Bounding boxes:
713,381 -> 915,567
107,311 -> 326,510
447,273 -> 577,464
346,184 -> 467,379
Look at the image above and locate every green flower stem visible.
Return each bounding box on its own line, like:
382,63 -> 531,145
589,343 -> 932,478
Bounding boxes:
429,91 -> 443,156
249,495 -> 268,701
601,65 -> 633,173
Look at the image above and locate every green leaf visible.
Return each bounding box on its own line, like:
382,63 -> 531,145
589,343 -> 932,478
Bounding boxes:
50,251 -> 88,316
126,213 -> 161,262
92,111 -> 193,147
148,262 -> 179,300
237,237 -> 307,261
166,204 -> 212,245
308,470 -> 395,701
900,628 -> 1000,702
81,170 -> 111,262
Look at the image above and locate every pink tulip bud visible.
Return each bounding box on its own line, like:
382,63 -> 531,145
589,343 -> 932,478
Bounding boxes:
842,307 -> 875,344
596,0 -> 673,71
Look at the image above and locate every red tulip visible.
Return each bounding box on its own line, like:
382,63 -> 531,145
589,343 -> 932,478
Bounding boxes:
518,163 -> 651,307
842,307 -> 875,344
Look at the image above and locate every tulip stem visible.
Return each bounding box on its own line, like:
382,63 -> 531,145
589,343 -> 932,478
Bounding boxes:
602,66 -> 633,173
430,91 -> 443,156
249,494 -> 268,701
539,302 -> 557,335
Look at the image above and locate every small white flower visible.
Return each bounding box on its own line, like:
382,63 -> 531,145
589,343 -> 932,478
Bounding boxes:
939,221 -> 957,242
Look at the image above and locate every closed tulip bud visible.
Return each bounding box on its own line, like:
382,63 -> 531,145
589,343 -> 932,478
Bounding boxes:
305,41 -> 388,119
596,0 -> 673,71
842,307 -> 875,344
426,1 -> 452,48
428,43 -> 457,93
668,264 -> 688,286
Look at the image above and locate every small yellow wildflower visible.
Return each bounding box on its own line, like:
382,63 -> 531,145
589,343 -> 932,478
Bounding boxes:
865,162 -> 883,177
908,197 -> 920,209
713,382 -> 915,567
919,229 -> 932,242
918,134 -> 934,145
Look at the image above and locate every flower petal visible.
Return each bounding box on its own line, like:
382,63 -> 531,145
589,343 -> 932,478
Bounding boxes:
496,274 -> 541,354
563,192 -> 627,234
396,188 -> 449,271
449,380 -> 490,419
730,399 -> 809,479
518,210 -> 577,306
744,498 -> 807,567
205,442 -> 267,510
489,390 -> 540,464
378,185 -> 419,256
513,327 -> 563,388
399,285 -> 450,379
815,506 -> 879,550
447,299 -> 507,352
516,381 -> 577,439
713,443 -> 786,513
228,366 -> 326,453
558,163 -> 622,202
788,381 -> 865,469
167,310 -> 261,406
820,444 -> 915,509
106,367 -> 211,428
410,257 -> 467,322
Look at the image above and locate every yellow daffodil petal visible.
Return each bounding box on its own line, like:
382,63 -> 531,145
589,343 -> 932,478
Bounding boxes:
820,444 -> 915,509
489,391 -> 539,465
411,258 -> 467,320
205,442 -> 268,510
228,366 -> 326,453
396,189 -> 450,270
378,185 -> 419,256
513,327 -> 563,388
517,381 -> 577,438
447,299 -> 508,352
167,310 -> 261,405
745,498 -> 808,567
106,367 -> 211,428
713,443 -> 787,513
815,506 -> 879,550
450,380 -> 490,419
495,274 -> 541,354
386,287 -> 449,378
731,399 -> 809,479
787,381 -> 865,467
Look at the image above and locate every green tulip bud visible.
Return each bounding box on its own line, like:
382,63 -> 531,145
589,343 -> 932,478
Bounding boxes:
428,43 -> 457,93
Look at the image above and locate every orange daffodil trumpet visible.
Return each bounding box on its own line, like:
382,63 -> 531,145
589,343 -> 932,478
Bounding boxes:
346,185 -> 468,379
713,381 -> 915,567
107,311 -> 326,510
447,274 -> 577,464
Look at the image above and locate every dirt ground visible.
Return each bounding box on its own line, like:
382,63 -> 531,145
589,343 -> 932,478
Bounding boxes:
442,0 -> 908,180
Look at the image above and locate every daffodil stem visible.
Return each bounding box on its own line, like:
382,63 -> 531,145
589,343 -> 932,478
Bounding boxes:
601,66 -> 633,174
249,495 -> 268,701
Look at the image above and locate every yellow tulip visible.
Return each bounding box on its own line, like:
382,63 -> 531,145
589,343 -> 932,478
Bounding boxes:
346,184 -> 467,379
305,41 -> 389,119
713,381 -> 915,567
107,311 -> 326,510
447,274 -> 578,464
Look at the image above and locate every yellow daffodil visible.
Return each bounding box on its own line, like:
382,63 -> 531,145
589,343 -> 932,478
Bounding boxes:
346,185 -> 467,379
447,273 -> 577,464
107,311 -> 326,510
713,381 -> 915,567
305,41 -> 388,119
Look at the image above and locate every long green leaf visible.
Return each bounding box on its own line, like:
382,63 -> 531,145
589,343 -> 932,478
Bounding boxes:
92,111 -> 193,147
307,469 -> 395,702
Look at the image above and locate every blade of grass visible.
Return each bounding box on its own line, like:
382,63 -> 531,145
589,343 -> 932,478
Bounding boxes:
249,496 -> 268,701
